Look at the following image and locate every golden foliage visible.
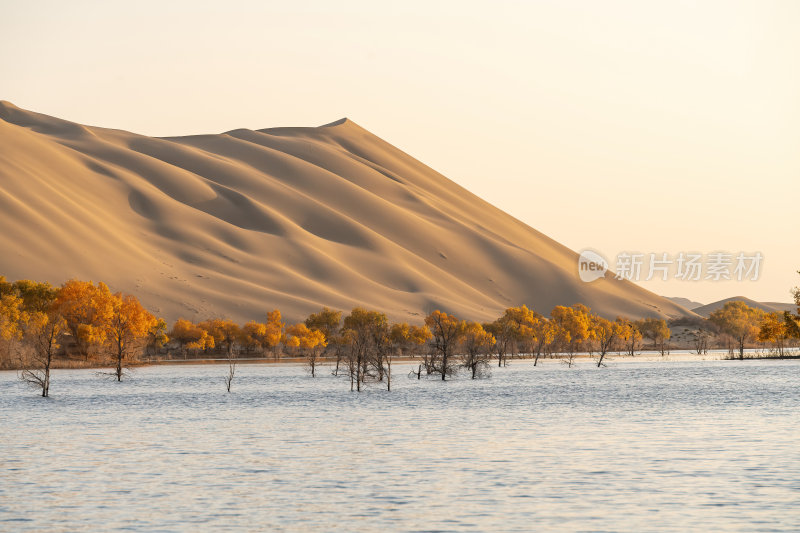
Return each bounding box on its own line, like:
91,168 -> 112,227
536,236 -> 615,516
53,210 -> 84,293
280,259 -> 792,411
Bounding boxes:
757,312 -> 789,344
709,301 -> 765,357
461,321 -> 495,354
550,304 -> 593,352
106,293 -> 157,355
285,323 -> 327,350
305,307 -> 342,339
0,293 -> 26,341
198,319 -> 241,354
171,319 -> 215,351
54,280 -> 115,355
708,301 -> 763,342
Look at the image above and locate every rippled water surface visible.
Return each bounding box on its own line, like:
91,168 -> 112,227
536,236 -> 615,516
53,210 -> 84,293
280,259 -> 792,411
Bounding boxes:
1,359 -> 799,532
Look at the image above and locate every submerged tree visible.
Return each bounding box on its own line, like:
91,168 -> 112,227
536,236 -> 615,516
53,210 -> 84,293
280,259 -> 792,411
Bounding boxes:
530,317 -> 555,366
757,311 -> 791,356
105,293 -> 158,381
389,322 -> 431,390
460,321 -> 495,379
198,319 -> 244,390
425,310 -> 465,381
342,308 -> 387,391
19,310 -> 65,397
285,323 -> 327,377
224,354 -> 236,392
484,318 -> 512,368
305,307 -> 344,374
637,318 -> 671,355
708,301 -> 765,359
692,327 -> 711,355
487,306 -> 535,366
592,316 -> 622,367
614,317 -> 641,356
388,322 -> 412,390
551,304 -> 593,358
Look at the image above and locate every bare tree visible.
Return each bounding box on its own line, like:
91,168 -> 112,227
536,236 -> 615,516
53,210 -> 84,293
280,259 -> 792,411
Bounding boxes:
368,324 -> 391,386
306,345 -> 320,378
420,346 -> 438,375
19,312 -> 65,397
328,333 -> 346,376
224,348 -> 236,392
562,351 -> 577,368
693,328 -> 710,355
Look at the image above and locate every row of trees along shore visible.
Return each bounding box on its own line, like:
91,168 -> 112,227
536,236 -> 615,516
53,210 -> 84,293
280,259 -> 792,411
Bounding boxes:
2,275 -> 799,396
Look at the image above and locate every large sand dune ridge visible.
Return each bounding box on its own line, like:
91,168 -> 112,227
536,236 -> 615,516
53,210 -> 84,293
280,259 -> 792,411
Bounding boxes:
0,101 -> 692,323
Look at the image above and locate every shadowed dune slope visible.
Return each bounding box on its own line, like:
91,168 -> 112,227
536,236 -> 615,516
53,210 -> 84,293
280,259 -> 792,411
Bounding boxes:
0,101 -> 694,323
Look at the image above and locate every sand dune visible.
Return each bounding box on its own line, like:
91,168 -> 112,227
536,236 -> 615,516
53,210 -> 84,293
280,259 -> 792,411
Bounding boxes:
0,101 -> 694,323
692,297 -> 796,317
663,296 -> 704,310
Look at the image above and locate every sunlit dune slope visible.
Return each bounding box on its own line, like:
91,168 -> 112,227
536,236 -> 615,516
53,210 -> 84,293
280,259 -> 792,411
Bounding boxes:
0,101 -> 693,322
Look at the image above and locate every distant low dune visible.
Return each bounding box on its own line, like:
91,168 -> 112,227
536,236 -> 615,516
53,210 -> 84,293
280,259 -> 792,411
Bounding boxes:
663,296 -> 704,310
0,101 -> 693,323
692,296 -> 796,317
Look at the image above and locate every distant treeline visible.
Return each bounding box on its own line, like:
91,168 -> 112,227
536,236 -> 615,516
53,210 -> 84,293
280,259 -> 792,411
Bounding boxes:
2,275 -> 799,396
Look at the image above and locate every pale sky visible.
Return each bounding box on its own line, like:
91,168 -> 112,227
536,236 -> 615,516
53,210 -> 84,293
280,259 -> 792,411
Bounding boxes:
2,0 -> 798,304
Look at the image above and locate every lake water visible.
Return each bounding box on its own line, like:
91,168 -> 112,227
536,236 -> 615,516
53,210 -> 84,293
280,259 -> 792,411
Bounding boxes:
1,358 -> 798,532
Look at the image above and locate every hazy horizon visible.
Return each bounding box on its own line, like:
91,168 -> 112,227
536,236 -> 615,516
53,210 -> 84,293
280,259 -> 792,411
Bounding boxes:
2,0 -> 797,304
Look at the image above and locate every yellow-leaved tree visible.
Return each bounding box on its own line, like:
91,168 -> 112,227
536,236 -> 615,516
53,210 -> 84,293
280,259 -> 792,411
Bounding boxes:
106,293 -> 159,381
424,310 -> 465,381
240,310 -> 284,357
342,307 -> 388,391
757,311 -> 791,357
55,280 -> 114,358
530,318 -> 555,366
0,292 -> 26,367
170,319 -> 215,357
615,317 -> 642,356
198,319 -> 241,357
285,323 -> 327,377
146,319 -> 169,357
592,315 -> 625,367
460,321 -> 495,379
708,301 -> 765,359
637,318 -> 671,355
13,280 -> 58,313
391,322 -> 432,384
551,304 -> 594,363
